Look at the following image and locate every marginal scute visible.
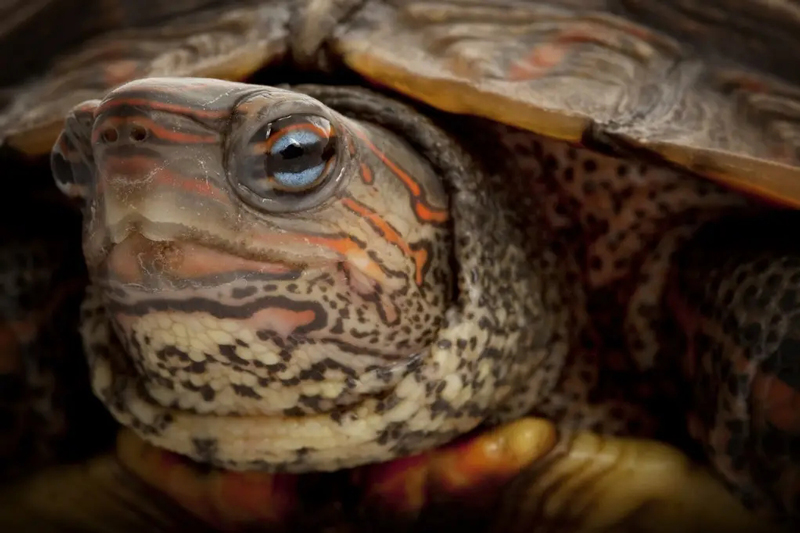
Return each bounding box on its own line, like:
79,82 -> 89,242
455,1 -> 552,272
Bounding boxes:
333,0 -> 800,206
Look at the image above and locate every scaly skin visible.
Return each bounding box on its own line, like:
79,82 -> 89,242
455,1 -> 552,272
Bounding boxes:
51,78 -> 558,473
46,78 -> 798,530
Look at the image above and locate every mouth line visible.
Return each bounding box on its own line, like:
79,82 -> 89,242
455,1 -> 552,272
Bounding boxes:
102,218 -> 314,285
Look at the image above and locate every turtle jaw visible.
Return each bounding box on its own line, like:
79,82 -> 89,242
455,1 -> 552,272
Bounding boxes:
76,189 -> 457,472
82,275 -> 486,473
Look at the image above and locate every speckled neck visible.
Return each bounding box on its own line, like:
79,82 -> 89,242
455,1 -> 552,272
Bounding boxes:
72,83 -> 568,473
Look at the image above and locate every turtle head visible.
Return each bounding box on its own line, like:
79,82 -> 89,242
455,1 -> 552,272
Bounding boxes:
49,78 -> 468,471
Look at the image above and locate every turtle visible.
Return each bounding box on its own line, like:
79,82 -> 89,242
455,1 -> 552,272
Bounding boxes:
0,0 -> 799,532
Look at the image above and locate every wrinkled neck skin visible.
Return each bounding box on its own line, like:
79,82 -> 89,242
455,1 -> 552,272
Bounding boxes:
53,79 -> 562,472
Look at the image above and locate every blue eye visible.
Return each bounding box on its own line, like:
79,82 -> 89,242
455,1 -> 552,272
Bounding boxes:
232,111 -> 342,213
263,115 -> 336,192
269,129 -> 327,189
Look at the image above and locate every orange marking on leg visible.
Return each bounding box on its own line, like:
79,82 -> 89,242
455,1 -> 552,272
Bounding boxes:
341,197 -> 428,286
352,130 -> 449,224
354,454 -> 432,515
117,430 -> 296,530
355,420 -> 552,516
752,373 -> 800,433
214,471 -> 298,524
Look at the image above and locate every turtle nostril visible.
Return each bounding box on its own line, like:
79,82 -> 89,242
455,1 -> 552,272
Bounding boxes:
100,127 -> 118,143
129,124 -> 148,142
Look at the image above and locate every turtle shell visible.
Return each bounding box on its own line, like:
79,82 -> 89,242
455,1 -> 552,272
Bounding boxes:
2,0 -> 800,206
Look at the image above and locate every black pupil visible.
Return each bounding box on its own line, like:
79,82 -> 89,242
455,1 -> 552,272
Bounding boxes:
280,143 -> 305,161
268,137 -> 329,176
264,116 -> 336,185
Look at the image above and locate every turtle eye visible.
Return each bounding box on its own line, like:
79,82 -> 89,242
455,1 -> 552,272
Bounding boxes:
264,116 -> 336,191
232,114 -> 339,211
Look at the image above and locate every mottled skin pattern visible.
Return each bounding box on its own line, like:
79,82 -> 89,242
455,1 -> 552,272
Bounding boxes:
50,77 -> 800,528
482,124 -> 749,424
52,79 -> 559,472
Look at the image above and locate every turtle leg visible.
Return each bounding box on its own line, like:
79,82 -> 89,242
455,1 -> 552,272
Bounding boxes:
356,416 -> 776,533
667,211 -> 800,527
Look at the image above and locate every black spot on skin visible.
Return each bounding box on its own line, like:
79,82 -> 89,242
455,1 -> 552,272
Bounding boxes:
188,361 -> 207,373
199,385 -> 216,402
739,322 -> 763,346
231,286 -> 257,299
544,154 -> 559,171
282,377 -> 301,387
192,438 -> 218,462
299,366 -> 326,382
298,395 -> 323,412
766,338 -> 800,389
157,345 -> 190,362
779,291 -> 797,312
218,344 -> 249,365
232,384 -> 261,399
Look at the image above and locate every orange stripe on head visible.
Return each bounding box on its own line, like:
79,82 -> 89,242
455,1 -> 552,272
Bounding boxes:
352,129 -> 449,225
341,197 -> 428,286
251,231 -> 389,285
359,163 -> 374,184
346,135 -> 357,156
95,98 -> 231,121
